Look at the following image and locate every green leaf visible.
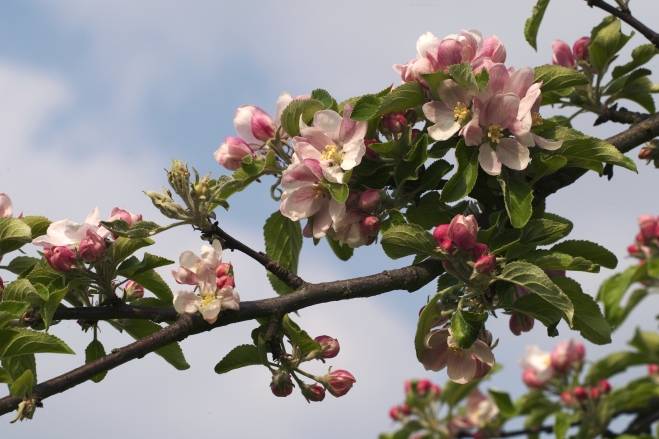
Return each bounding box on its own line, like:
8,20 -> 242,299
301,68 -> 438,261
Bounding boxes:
327,182 -> 349,203
0,301 -> 30,328
263,212 -> 302,295
111,237 -> 154,264
240,154 -> 267,177
123,268 -> 173,302
101,220 -> 163,239
534,65 -> 588,94
112,320 -> 189,370
85,339 -> 108,383
0,328 -> 74,357
612,44 -> 658,78
553,277 -> 611,344
20,216 -> 50,239
585,351 -> 647,382
406,192 -> 454,230
524,0 -> 551,50
0,218 -> 32,256
589,16 -> 632,72
450,309 -> 486,349
500,173 -> 533,229
554,411 -> 570,439
310,88 -> 336,109
440,140 -> 478,202
2,279 -> 42,305
550,240 -> 617,269
448,63 -> 478,90
597,264 -> 644,326
524,250 -> 599,273
378,82 -> 425,115
280,98 -> 325,137
6,256 -> 41,276
647,257 -> 659,278
489,389 -> 517,417
350,94 -> 382,121
117,253 -> 174,277
629,329 -> 659,362
2,355 -> 36,387
394,134 -> 429,186
498,261 -> 574,324
282,315 -> 320,358
42,287 -> 68,330
381,223 -> 436,260
9,369 -> 34,398
214,344 -> 263,374
520,213 -> 573,246
512,293 -> 562,329
421,71 -> 451,96
327,236 -> 354,261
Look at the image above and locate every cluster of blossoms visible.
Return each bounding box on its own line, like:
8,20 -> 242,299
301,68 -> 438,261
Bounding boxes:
627,214 -> 659,260
386,378 -> 499,439
269,334 -> 356,402
521,340 -> 585,389
213,93 -> 295,170
551,37 -> 591,68
433,214 -> 497,276
172,240 -> 240,324
32,207 -> 142,272
395,30 -> 563,175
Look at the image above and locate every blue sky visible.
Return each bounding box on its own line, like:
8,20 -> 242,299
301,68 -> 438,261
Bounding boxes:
0,0 -> 657,437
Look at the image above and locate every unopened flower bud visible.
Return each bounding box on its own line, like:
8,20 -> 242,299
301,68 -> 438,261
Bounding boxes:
389,405 -> 403,421
573,386 -> 588,400
168,160 -> 191,197
323,369 -> 356,397
110,207 -> 142,226
360,215 -> 380,236
216,275 -> 235,289
145,191 -> 189,220
215,262 -> 232,278
302,383 -> 326,402
447,214 -> 478,251
522,368 -> 545,389
474,254 -> 496,273
415,379 -> 432,396
509,312 -> 534,336
572,37 -> 590,61
235,105 -> 275,143
124,280 -> 144,300
270,371 -> 294,397
552,40 -> 575,68
432,224 -> 453,252
649,364 -> 659,375
638,146 -> 654,160
78,230 -> 106,263
358,189 -> 381,212
628,244 -> 640,255
560,390 -> 577,406
550,340 -> 585,372
381,112 -> 407,134
589,386 -> 601,400
213,136 -> 254,171
44,246 -> 77,272
598,379 -> 611,394
314,335 -> 340,358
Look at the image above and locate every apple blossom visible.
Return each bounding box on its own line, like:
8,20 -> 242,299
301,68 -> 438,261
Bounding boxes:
421,327 -> 495,384
108,207 -> 142,226
213,136 -> 254,171
521,346 -> 554,388
234,105 -> 276,146
0,193 -> 12,218
293,107 -> 367,183
550,339 -> 585,372
172,240 -> 223,286
465,390 -> 499,428
44,246 -> 77,272
323,369 -> 356,397
33,208 -> 106,249
423,79 -> 476,141
78,229 -> 106,263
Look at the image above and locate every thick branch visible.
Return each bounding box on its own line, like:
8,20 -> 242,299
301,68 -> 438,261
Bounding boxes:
594,105 -> 650,125
201,222 -> 306,290
0,259 -> 442,416
585,0 -> 659,49
535,112 -> 659,198
52,304 -> 178,322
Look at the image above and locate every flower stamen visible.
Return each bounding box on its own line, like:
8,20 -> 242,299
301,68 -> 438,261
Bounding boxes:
453,102 -> 470,124
321,144 -> 343,164
487,124 -> 503,145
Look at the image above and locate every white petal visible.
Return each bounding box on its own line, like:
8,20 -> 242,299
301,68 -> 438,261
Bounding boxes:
312,110 -> 343,141
497,138 -> 530,171
447,350 -> 477,384
533,134 -> 563,151
340,140 -> 365,171
279,187 -> 324,221
179,250 -> 200,271
478,143 -> 502,176
173,291 -> 200,314
234,106 -> 259,145
199,298 -> 222,324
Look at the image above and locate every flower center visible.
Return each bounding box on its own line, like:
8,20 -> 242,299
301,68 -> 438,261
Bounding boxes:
200,293 -> 216,308
453,102 -> 470,124
487,124 -> 503,145
321,144 -> 343,164
531,112 -> 543,127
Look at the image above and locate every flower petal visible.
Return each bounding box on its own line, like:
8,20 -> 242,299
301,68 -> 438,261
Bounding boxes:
533,133 -> 563,151
312,110 -> 343,141
173,291 -> 199,314
497,138 -> 530,171
447,350 -> 477,384
199,298 -> 222,324
478,143 -> 502,176
280,186 -> 325,221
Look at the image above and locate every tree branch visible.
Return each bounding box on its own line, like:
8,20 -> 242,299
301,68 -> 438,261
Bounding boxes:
535,112 -> 659,198
0,259 -> 442,416
585,0 -> 659,49
594,104 -> 650,125
52,304 -> 178,323
200,222 -> 306,290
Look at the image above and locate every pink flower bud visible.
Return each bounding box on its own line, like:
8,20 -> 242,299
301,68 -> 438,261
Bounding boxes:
638,215 -> 658,241
648,364 -> 659,375
522,368 -> 545,389
552,40 -> 576,68
389,405 -> 403,421
447,214 -> 478,251
216,275 -> 235,290
110,207 -> 142,226
433,224 -> 450,245
44,246 -> 77,272
416,379 -> 432,396
213,136 -> 253,170
324,369 -> 356,397
598,379 -> 611,394
572,37 -> 590,61
360,215 -> 381,236
124,280 -> 144,300
314,335 -> 340,358
270,372 -> 294,397
78,230 -> 106,263
303,384 -> 326,402
381,112 -> 407,134
358,189 -> 381,212
560,390 -> 577,406
430,383 -> 442,398
215,262 -> 232,278
471,243 -> 489,260
573,386 -> 588,400
628,244 -> 640,255
509,312 -> 534,336
399,403 -> 411,416
550,340 -> 585,372
474,253 -> 496,273
404,380 -> 413,394
480,36 -> 507,63
364,138 -> 379,160
234,105 -> 275,143
588,386 -> 601,400
0,193 -> 13,218
639,146 -> 654,160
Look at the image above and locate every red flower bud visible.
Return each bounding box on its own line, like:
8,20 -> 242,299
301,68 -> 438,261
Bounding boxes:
638,146 -> 654,160
314,335 -> 340,359
573,386 -> 588,400
474,254 -> 496,274
381,112 -> 407,134
216,275 -> 235,290
649,364 -> 659,375
270,372 -> 294,397
572,36 -> 590,61
44,246 -> 77,272
303,383 -> 326,402
360,215 -> 381,236
598,379 -> 611,394
323,369 -> 356,397
416,379 -> 432,396
358,189 -> 381,212
589,386 -> 601,400
78,230 -> 106,263
447,214 -> 478,251
215,262 -> 232,278
627,244 -> 640,255
560,390 -> 577,406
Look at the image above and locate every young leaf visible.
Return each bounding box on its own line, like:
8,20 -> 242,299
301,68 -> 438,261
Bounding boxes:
85,339 -> 108,383
585,351 -> 647,383
534,65 -> 588,94
381,224 -> 436,259
0,218 -> 32,256
440,141 -> 478,202
111,237 -> 154,264
117,253 -> 174,277
19,216 -> 50,239
351,94 -> 382,121
282,316 -> 321,358
280,98 -> 325,137
450,309 -> 486,349
9,369 -> 34,398
520,213 -> 573,246
498,261 -> 574,324
42,287 -> 68,330
448,63 -> 478,90
394,134 -> 429,186
263,212 -> 302,295
214,344 -> 263,374
378,82 -> 425,115
589,16 -> 632,72
612,44 -> 658,78
499,174 -> 533,229
327,236 -> 354,261
0,328 -> 74,358
327,182 -> 349,203
488,389 -> 517,417
524,0 -> 551,50
123,268 -> 173,302
550,240 -> 617,269
310,88 -> 336,109
6,256 -> 41,276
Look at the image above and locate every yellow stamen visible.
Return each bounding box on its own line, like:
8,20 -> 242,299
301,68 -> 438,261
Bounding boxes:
487,124 -> 503,145
453,102 -> 470,124
321,144 -> 343,164
531,112 -> 543,127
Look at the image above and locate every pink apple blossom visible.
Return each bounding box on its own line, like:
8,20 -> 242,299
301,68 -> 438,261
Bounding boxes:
234,105 -> 276,146
521,346 -> 554,388
293,107 -> 367,183
423,79 -> 476,141
44,246 -> 77,272
33,208 -> 106,249
0,193 -> 12,218
78,229 -> 106,263
172,240 -> 223,286
465,390 -> 499,428
213,136 -> 254,170
550,339 -> 585,372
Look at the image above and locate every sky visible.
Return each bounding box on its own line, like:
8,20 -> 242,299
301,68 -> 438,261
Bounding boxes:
0,0 -> 658,437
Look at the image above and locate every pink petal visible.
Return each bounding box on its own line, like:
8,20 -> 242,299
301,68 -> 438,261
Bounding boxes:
482,93 -> 520,128
447,350 -> 477,384
533,134 -> 563,151
497,138 -> 530,171
478,143 -> 502,176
